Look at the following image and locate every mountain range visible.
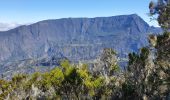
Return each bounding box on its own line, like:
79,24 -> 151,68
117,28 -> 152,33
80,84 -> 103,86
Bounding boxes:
0,14 -> 161,78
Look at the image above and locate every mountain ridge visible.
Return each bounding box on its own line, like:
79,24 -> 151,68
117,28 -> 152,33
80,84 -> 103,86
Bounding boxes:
0,14 -> 162,78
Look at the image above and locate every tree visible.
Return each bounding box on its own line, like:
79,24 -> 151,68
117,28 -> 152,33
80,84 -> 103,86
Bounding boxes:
122,47 -> 154,99
92,48 -> 121,99
149,0 -> 170,99
121,1 -> 170,99
149,0 -> 170,29
0,79 -> 10,99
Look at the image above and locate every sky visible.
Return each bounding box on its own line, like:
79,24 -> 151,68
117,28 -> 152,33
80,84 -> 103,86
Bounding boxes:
0,0 -> 159,30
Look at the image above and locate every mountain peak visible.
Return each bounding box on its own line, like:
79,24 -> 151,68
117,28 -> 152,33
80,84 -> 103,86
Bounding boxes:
129,14 -> 150,32
130,14 -> 139,17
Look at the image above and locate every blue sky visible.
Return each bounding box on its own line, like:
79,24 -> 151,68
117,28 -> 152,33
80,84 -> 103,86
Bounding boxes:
0,0 -> 159,26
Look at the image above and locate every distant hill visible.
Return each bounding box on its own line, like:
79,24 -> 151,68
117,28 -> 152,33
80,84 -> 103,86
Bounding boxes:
0,14 -> 162,78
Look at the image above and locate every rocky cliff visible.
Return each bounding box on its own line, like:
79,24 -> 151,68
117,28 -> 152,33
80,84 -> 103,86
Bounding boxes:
0,14 -> 161,78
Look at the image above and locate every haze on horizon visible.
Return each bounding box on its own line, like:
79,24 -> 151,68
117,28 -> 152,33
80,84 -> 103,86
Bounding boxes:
0,0 -> 159,31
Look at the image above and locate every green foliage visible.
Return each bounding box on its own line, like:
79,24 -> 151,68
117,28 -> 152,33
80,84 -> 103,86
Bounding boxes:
50,67 -> 64,86
12,74 -> 27,84
38,72 -> 52,91
128,52 -> 139,66
122,80 -> 136,99
156,32 -> 170,47
0,55 -> 121,99
140,47 -> 150,61
0,79 -> 10,99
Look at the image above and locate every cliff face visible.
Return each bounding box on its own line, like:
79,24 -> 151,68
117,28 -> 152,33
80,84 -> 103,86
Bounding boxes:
0,14 -> 161,77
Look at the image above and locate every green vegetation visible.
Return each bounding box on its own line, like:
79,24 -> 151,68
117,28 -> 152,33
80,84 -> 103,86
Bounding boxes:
0,49 -> 121,99
0,0 -> 170,99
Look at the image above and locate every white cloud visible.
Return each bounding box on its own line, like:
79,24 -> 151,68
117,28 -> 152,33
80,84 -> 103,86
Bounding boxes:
0,22 -> 21,31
